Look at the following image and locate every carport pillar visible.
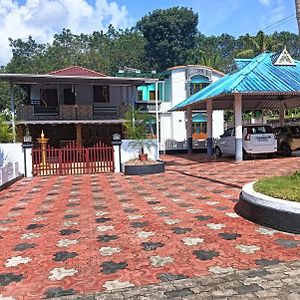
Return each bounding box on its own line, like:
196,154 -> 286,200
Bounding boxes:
206,99 -> 213,156
234,94 -> 243,161
279,101 -> 285,126
186,107 -> 193,154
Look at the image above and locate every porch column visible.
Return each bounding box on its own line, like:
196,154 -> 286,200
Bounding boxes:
206,99 -> 213,156
234,94 -> 243,161
279,101 -> 285,126
186,107 -> 193,154
76,124 -> 82,145
155,81 -> 160,160
10,81 -> 16,143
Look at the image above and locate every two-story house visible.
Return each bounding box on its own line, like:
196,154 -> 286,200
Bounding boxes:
0,66 -> 157,147
135,65 -> 225,152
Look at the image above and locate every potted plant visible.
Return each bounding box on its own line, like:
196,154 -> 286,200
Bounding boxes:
122,107 -> 164,175
124,107 -> 153,161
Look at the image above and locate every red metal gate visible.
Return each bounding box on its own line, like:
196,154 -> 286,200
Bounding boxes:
32,141 -> 114,176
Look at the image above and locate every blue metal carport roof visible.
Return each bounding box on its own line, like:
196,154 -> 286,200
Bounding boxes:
171,51 -> 300,111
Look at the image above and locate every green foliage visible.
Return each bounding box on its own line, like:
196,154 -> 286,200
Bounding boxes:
0,82 -> 10,111
254,171 -> 300,202
0,116 -> 14,143
6,27 -> 147,76
136,7 -> 198,71
124,107 -> 153,154
1,6 -> 300,98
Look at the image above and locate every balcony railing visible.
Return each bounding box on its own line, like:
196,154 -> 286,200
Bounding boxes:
16,104 -> 123,121
135,100 -> 161,113
33,106 -> 59,116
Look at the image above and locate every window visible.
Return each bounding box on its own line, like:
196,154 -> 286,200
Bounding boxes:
149,90 -> 160,100
149,91 -> 155,100
64,88 -> 75,105
93,86 -> 109,103
189,83 -> 209,95
245,126 -> 273,134
40,89 -> 58,107
223,128 -> 233,137
138,90 -> 143,101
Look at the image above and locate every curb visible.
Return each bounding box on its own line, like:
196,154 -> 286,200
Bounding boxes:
235,182 -> 300,234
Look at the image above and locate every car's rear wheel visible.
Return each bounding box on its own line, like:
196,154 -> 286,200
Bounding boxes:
282,143 -> 292,157
215,146 -> 222,157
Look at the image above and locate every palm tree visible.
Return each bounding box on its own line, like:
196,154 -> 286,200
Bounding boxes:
296,0 -> 300,34
236,31 -> 278,58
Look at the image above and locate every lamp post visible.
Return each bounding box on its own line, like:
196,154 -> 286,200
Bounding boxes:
37,131 -> 49,167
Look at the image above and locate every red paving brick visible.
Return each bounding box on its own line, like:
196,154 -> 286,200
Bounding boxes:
0,154 -> 299,299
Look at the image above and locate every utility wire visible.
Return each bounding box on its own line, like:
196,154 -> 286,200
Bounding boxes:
264,17 -> 295,33
252,13 -> 296,35
262,13 -> 295,31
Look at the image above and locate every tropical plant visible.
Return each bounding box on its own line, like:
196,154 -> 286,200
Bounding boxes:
236,31 -> 277,58
123,107 -> 154,160
0,116 -> 14,143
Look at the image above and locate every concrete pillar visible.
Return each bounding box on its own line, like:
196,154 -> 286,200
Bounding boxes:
112,140 -> 121,173
22,143 -> 33,177
155,81 -> 160,159
234,94 -> 243,161
10,81 -> 16,143
279,101 -> 285,126
206,99 -> 213,156
186,107 -> 193,154
76,124 -> 82,145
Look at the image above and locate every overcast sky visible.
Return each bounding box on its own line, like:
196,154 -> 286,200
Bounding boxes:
0,0 -> 298,66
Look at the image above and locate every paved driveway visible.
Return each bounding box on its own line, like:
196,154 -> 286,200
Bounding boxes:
0,154 -> 299,299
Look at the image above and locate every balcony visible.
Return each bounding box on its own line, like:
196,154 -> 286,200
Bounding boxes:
16,104 -> 123,122
135,100 -> 161,113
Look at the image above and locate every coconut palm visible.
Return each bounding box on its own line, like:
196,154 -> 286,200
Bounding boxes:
236,31 -> 276,58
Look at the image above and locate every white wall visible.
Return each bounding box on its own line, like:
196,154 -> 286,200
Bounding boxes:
121,139 -> 158,164
159,67 -> 225,147
0,143 -> 23,186
212,110 -> 225,138
170,69 -> 188,141
0,143 -> 24,173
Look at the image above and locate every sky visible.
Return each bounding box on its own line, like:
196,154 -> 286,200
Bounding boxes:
0,0 -> 298,66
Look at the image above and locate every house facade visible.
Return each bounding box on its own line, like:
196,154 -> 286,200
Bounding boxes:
136,65 -> 225,151
1,66 -> 157,147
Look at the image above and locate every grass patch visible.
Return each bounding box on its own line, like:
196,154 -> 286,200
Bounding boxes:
254,171 -> 300,202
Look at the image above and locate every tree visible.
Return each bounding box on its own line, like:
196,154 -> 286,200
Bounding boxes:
6,36 -> 46,73
0,116 -> 14,143
136,7 -> 198,71
236,31 -> 276,58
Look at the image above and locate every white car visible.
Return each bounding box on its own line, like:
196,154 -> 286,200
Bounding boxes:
215,125 -> 277,158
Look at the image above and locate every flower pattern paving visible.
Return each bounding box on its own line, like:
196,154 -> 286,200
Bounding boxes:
0,154 -> 299,299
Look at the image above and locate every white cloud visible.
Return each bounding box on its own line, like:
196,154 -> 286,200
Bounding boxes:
0,0 -> 130,66
258,0 -> 271,6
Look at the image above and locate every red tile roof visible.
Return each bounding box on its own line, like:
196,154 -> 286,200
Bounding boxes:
48,66 -> 107,77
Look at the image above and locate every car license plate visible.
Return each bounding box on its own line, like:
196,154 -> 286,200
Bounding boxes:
256,137 -> 268,142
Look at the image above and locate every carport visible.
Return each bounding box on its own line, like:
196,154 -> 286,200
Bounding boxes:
171,48 -> 300,161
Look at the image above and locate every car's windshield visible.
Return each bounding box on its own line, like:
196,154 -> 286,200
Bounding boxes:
245,126 -> 273,134
290,126 -> 300,135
